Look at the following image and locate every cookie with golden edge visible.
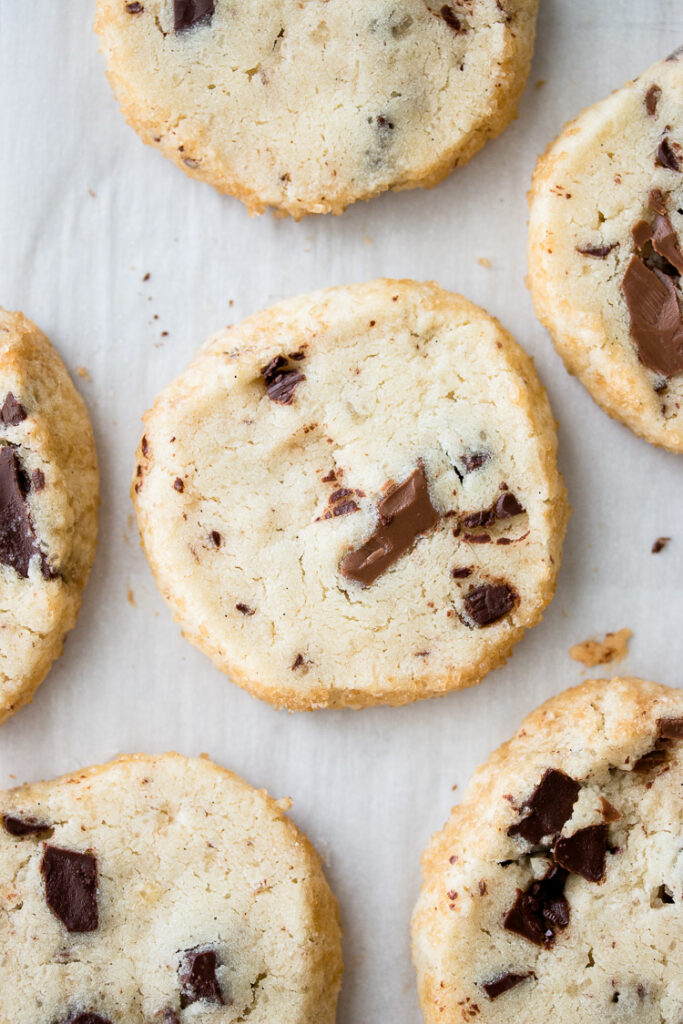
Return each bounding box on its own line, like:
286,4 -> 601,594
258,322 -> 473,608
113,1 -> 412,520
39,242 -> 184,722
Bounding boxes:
0,310 -> 98,724
133,279 -> 567,710
412,677 -> 683,1023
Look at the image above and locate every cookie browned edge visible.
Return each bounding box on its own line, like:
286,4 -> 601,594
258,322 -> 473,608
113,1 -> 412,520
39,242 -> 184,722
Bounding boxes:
131,279 -> 569,710
0,310 -> 99,724
94,0 -> 539,219
411,676 -> 683,1023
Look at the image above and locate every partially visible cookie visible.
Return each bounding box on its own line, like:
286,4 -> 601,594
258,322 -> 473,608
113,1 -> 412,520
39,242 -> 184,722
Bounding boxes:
0,310 -> 98,724
133,279 -> 567,710
0,753 -> 342,1023
94,0 -> 539,218
412,677 -> 683,1023
528,50 -> 683,452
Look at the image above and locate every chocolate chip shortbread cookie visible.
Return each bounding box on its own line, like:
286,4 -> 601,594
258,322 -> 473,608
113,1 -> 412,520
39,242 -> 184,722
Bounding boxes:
0,310 -> 98,725
412,677 -> 683,1022
0,753 -> 342,1023
94,0 -> 539,217
132,280 -> 568,710
528,51 -> 683,451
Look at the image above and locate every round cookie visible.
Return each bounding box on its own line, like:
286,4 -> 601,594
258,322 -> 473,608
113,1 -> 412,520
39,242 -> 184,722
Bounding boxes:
0,752 -> 342,1023
94,0 -> 539,218
0,310 -> 98,725
132,280 -> 568,710
528,50 -> 683,452
412,677 -> 683,1023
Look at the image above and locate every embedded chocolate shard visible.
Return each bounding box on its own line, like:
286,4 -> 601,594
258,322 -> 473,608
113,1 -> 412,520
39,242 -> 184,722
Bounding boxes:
462,583 -> 515,627
648,188 -> 668,216
633,746 -> 669,772
645,84 -> 662,116
260,355 -> 306,405
41,846 -> 98,932
656,137 -> 681,172
439,5 -> 465,32
462,507 -> 495,529
507,769 -> 580,844
622,255 -> 683,377
482,972 -> 534,999
340,462 -> 439,586
658,716 -> 683,740
1,393 -> 26,426
179,948 -> 224,1007
503,866 -> 569,947
632,219 -> 653,250
577,243 -> 618,259
0,445 -> 52,579
599,796 -> 622,823
461,451 -> 489,472
651,211 -> 683,275
174,0 -> 214,32
495,492 -> 524,519
554,824 -> 608,882
2,813 -> 52,837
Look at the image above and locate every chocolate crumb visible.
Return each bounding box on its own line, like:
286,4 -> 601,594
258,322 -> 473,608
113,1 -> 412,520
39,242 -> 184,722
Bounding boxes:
210,530 -> 222,547
173,477 -> 184,492
645,84 -> 662,116
126,1 -> 144,11
651,536 -> 670,553
235,603 -> 255,616
451,566 -> 473,579
439,5 -> 465,32
291,653 -> 305,670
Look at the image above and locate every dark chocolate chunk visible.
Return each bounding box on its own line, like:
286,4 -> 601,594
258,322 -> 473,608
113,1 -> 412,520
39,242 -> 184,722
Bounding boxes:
645,84 -> 662,116
554,824 -> 607,882
210,530 -> 222,547
656,137 -> 681,172
622,255 -> 683,377
340,462 -> 439,586
3,813 -> 52,837
462,583 -> 516,627
461,452 -> 489,472
173,477 -> 184,492
41,846 -> 98,932
462,508 -> 495,529
179,948 -> 224,1007
576,243 -> 618,259
174,0 -> 214,32
482,972 -> 534,999
463,532 -> 490,543
503,866 -> 569,946
126,1 -> 144,11
652,536 -> 670,553
633,746 -> 669,772
1,393 -> 26,426
32,468 -> 45,491
0,446 -> 52,579
508,769 -> 580,844
439,5 -> 465,32
451,566 -> 472,579
495,493 -> 524,519
260,356 -> 306,405
657,884 -> 675,904
291,653 -> 305,670
658,716 -> 683,739
235,602 -> 255,616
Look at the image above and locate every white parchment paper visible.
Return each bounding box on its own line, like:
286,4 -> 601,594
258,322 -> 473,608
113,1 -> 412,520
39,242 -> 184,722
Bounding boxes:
1,2 -> 682,1020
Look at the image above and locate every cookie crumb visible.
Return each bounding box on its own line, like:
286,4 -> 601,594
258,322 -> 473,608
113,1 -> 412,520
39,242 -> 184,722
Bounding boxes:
126,586 -> 136,607
652,536 -> 671,553
477,257 -> 491,268
535,79 -> 546,90
75,366 -> 90,380
569,628 -> 632,668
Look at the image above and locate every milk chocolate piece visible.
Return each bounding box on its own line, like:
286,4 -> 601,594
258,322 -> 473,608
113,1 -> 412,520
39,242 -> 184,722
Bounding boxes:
179,948 -> 224,1007
41,846 -> 98,932
622,256 -> 683,377
656,137 -> 681,172
554,824 -> 607,882
174,0 -> 214,32
340,462 -> 439,586
508,769 -> 580,844
577,243 -> 617,259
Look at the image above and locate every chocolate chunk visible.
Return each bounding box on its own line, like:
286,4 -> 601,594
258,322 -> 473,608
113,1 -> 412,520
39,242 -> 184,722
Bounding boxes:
632,219 -> 654,250
61,1016 -> 111,1024
633,746 -> 669,772
461,452 -> 489,472
508,769 -> 580,844
1,393 -> 26,426
645,84 -> 662,116
210,530 -> 221,547
451,566 -> 472,579
174,0 -> 214,32
173,477 -> 184,492
235,602 -> 255,616
125,1 -> 144,11
340,462 -> 439,586
482,972 -> 533,999
656,137 -> 681,172
503,866 -> 569,946
599,797 -> 622,823
658,716 -> 683,739
260,356 -> 306,405
462,508 -> 495,529
464,533 -> 490,543
622,255 -> 683,377
657,884 -> 675,904
576,243 -> 618,259
462,583 -> 516,627
291,653 -> 305,670
3,813 -> 52,837
652,536 -> 670,553
179,948 -> 224,1007
0,446 -> 52,579
651,211 -> 683,275
495,493 -> 524,519
554,824 -> 607,882
439,5 -> 464,31
32,468 -> 45,491
41,846 -> 98,932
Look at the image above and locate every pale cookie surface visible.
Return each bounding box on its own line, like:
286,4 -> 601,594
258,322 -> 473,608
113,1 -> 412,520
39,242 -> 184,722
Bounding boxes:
94,0 -> 538,218
528,51 -> 683,452
0,310 -> 98,725
133,280 -> 567,710
412,677 -> 683,1023
0,753 -> 342,1023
